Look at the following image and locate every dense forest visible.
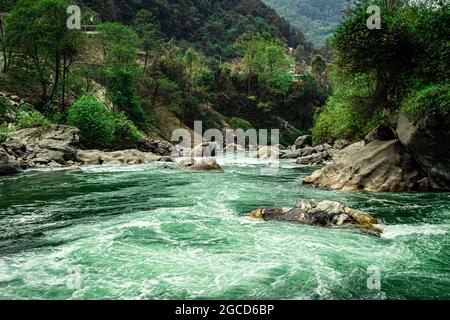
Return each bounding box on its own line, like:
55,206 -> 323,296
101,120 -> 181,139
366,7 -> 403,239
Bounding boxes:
0,0 -> 330,148
0,0 -> 448,151
263,0 -> 348,46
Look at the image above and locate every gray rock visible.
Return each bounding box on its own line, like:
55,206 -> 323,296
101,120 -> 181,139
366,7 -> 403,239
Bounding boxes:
333,139 -> 352,150
365,123 -> 395,143
396,113 -> 450,191
3,125 -> 79,165
303,140 -> 426,192
281,150 -> 301,159
255,146 -> 281,160
186,158 -> 224,173
250,199 -> 381,236
0,146 -> 22,175
296,152 -> 328,165
294,135 -> 312,149
76,149 -> 160,165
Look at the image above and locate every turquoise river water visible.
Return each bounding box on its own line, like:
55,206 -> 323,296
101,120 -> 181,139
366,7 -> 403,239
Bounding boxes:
0,154 -> 449,299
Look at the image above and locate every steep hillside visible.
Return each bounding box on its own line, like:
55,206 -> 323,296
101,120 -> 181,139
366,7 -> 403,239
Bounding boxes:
78,0 -> 314,58
263,0 -> 348,46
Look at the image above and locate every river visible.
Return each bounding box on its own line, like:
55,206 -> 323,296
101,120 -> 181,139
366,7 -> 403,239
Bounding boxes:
0,154 -> 449,299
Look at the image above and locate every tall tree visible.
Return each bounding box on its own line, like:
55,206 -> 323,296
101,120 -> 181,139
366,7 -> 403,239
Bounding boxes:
5,0 -> 84,110
133,9 -> 162,72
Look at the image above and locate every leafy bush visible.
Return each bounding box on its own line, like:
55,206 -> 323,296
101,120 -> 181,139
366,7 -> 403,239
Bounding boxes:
0,98 -> 11,121
112,111 -> 142,143
16,110 -> 51,130
68,95 -> 115,148
400,84 -> 450,121
68,95 -> 143,148
230,117 -> 252,131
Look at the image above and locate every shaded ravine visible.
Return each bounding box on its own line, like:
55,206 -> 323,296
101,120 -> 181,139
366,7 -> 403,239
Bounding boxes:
0,155 -> 449,300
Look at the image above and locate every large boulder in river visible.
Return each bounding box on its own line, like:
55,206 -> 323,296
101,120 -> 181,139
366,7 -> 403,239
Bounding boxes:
396,113 -> 450,190
76,149 -> 162,165
2,125 -> 79,167
250,199 -> 381,236
303,140 -> 427,192
0,146 -> 22,175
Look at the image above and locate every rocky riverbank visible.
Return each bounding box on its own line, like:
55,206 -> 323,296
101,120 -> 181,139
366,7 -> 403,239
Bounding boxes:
301,111 -> 450,192
0,125 -> 174,175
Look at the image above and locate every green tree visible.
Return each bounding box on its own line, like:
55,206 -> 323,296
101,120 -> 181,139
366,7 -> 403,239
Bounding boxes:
134,9 -> 162,72
96,22 -> 139,61
5,0 -> 84,110
105,45 -> 145,129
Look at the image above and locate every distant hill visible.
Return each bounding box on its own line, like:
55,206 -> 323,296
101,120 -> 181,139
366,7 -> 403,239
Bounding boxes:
262,0 -> 348,46
78,0 -> 314,58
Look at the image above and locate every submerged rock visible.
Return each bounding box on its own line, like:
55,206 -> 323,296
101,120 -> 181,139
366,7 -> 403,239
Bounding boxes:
250,199 -> 381,236
302,140 -> 426,192
0,146 -> 22,175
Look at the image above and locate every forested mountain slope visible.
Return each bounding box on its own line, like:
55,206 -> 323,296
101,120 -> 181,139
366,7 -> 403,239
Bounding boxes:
263,0 -> 348,46
78,0 -> 314,58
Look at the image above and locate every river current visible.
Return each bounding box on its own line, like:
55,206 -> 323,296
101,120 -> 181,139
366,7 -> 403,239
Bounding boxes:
0,154 -> 449,299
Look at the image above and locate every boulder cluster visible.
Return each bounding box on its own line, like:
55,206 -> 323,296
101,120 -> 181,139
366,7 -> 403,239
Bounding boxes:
0,125 -> 174,175
281,135 -> 351,165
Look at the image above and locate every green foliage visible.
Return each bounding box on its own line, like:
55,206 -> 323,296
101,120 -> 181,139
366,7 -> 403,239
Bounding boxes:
313,0 -> 449,143
236,32 -> 294,95
111,111 -> 143,143
67,95 -> 142,148
96,22 -> 139,59
400,84 -> 450,121
263,0 -> 347,46
68,95 -> 115,148
80,0 -> 311,59
230,117 -> 252,131
0,123 -> 13,143
311,54 -> 326,74
257,101 -> 273,113
16,110 -> 50,129
0,98 -> 11,122
5,0 -> 84,108
312,71 -> 381,143
101,27 -> 146,130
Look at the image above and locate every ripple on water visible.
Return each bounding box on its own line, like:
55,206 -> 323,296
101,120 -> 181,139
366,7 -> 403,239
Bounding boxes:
0,156 -> 449,299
